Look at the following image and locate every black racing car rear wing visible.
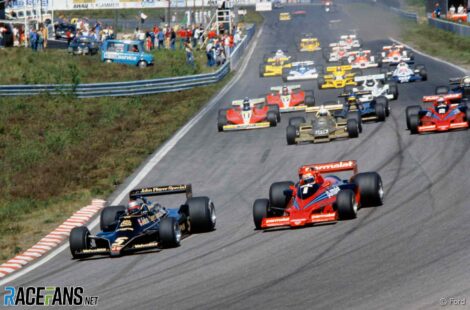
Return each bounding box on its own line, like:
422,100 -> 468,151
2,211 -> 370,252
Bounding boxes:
129,184 -> 193,199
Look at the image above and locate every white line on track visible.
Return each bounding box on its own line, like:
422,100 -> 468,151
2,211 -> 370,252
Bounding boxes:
389,37 -> 469,74
0,25 -> 265,286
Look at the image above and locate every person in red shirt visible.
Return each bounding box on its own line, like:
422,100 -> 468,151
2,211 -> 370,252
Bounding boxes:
178,26 -> 187,49
208,29 -> 217,40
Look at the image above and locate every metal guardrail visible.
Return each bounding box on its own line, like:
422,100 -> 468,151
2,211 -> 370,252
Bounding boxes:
0,24 -> 256,98
428,17 -> 470,37
390,6 -> 418,23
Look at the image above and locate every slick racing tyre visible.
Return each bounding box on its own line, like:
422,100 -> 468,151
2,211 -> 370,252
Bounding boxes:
187,196 -> 216,233
336,189 -> 357,220
352,172 -> 384,207
288,116 -> 306,129
405,105 -> 421,130
267,111 -> 278,127
159,217 -> 181,248
269,181 -> 294,212
347,119 -> 359,138
435,85 -> 450,95
305,96 -> 316,107
414,64 -> 425,71
347,111 -> 362,132
419,68 -> 427,81
286,125 -> 297,145
218,116 -> 228,132
388,82 -> 398,100
259,64 -> 266,77
317,76 -> 325,89
70,226 -> 91,259
344,85 -> 354,93
375,100 -> 387,121
218,108 -> 228,117
253,199 -> 270,230
408,114 -> 420,134
268,104 -> 281,122
282,69 -> 289,82
100,205 -> 126,232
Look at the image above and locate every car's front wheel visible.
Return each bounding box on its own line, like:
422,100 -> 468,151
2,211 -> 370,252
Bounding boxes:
159,217 -> 181,248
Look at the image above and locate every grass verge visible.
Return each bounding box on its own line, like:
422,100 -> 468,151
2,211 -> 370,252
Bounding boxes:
0,47 -> 214,85
0,73 -> 232,263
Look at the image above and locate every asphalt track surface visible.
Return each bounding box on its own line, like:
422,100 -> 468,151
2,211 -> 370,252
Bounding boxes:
5,4 -> 470,310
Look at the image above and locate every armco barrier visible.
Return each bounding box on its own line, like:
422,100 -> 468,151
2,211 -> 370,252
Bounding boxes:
428,17 -> 470,37
390,7 -> 418,22
0,25 -> 256,98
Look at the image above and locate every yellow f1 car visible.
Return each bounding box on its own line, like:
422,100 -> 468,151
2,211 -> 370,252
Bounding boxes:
263,50 -> 294,64
279,12 -> 291,21
299,35 -> 321,52
317,65 -> 362,89
260,60 -> 293,77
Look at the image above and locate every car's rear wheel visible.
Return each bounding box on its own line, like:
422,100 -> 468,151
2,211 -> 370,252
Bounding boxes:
419,68 -> 427,81
388,82 -> 398,99
352,172 -> 384,207
253,199 -> 269,230
347,119 -> 359,138
268,104 -> 281,122
269,181 -> 294,212
100,206 -> 126,232
105,59 -> 112,64
288,116 -> 306,129
159,217 -> 181,248
336,190 -> 357,220
267,111 -> 277,127
305,96 -> 315,107
259,64 -> 265,77
286,125 -> 297,145
70,226 -> 91,259
187,196 -> 216,233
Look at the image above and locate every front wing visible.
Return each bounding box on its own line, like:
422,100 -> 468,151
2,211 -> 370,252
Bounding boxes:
222,122 -> 271,131
262,212 -> 337,228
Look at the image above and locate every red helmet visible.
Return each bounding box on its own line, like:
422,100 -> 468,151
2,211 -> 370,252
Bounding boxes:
128,200 -> 141,213
298,167 -> 323,185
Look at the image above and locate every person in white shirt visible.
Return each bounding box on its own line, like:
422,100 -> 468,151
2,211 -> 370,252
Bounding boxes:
457,4 -> 465,14
449,4 -> 456,15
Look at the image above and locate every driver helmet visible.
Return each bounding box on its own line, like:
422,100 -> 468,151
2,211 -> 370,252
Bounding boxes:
282,86 -> 289,95
436,96 -> 446,107
365,79 -> 375,87
128,200 -> 141,214
397,61 -> 407,68
299,167 -> 316,184
275,49 -> 283,56
242,97 -> 251,111
462,76 -> 470,87
317,106 -> 329,117
347,94 -> 357,105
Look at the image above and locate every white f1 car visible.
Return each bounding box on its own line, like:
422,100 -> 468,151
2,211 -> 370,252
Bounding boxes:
324,46 -> 350,63
331,34 -> 362,49
352,74 -> 398,101
282,61 -> 321,81
383,62 -> 427,84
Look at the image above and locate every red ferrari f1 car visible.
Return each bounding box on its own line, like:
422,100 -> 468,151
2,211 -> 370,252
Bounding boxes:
218,98 -> 281,132
253,160 -> 384,229
265,85 -> 315,112
405,93 -> 470,134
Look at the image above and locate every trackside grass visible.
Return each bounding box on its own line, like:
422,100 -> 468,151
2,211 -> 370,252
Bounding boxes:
0,48 -> 213,85
0,74 -> 231,263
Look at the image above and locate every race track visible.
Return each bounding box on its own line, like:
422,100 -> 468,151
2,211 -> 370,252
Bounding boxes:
5,4 -> 470,309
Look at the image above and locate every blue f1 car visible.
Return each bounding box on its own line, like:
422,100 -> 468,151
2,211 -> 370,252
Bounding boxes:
435,76 -> 470,99
334,89 -> 390,127
69,184 -> 216,258
383,61 -> 427,84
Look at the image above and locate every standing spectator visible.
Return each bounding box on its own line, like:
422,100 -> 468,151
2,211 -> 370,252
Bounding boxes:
192,25 -> 198,48
42,25 -> 48,49
449,4 -> 456,15
37,28 -> 44,51
145,34 -> 152,51
13,26 -> 19,47
0,26 -> 5,48
157,29 -> 165,49
30,29 -> 38,51
224,33 -> 231,59
433,2 -> 441,18
206,39 -> 215,67
178,26 -> 187,49
66,28 -> 73,46
457,4 -> 465,14
184,41 -> 194,66
170,27 -> 176,50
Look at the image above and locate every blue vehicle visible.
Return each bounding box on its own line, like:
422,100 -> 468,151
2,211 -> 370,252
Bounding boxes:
101,39 -> 154,68
435,76 -> 470,99
384,61 -> 427,84
69,184 -> 216,258
334,89 -> 390,129
68,35 -> 100,55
